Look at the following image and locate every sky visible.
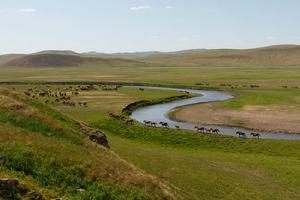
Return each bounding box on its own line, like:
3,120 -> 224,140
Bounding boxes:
0,0 -> 300,54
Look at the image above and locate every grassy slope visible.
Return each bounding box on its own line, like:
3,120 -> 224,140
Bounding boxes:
1,53 -> 149,68
140,45 -> 300,67
0,54 -> 25,66
107,134 -> 300,200
15,85 -> 299,200
0,89 -> 174,200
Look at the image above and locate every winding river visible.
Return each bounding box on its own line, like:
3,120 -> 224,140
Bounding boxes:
129,86 -> 300,141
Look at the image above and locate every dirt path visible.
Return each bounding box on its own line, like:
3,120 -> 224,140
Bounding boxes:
171,103 -> 300,134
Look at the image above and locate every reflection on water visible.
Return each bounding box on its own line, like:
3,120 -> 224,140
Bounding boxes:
129,86 -> 300,141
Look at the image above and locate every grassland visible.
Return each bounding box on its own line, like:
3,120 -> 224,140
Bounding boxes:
1,45 -> 300,199
4,85 -> 298,200
0,88 -> 174,199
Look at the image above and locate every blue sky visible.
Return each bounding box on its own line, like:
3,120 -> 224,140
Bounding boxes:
1,0 -> 300,54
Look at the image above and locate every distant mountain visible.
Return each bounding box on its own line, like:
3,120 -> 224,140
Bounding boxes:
33,50 -> 80,56
0,54 -> 25,66
2,53 -> 147,68
139,45 -> 300,67
82,49 -> 208,59
167,49 -> 208,54
82,51 -> 161,59
4,54 -> 84,67
2,45 -> 300,67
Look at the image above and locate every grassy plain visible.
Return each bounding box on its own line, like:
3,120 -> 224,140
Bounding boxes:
1,54 -> 300,199
0,89 -> 174,199
5,85 -> 298,200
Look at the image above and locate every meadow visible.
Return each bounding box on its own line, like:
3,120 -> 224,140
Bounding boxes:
1,57 -> 300,199
2,84 -> 299,200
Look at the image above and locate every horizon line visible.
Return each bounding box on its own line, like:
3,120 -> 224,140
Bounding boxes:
1,44 -> 299,56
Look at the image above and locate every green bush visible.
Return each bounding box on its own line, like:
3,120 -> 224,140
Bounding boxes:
0,147 -> 151,199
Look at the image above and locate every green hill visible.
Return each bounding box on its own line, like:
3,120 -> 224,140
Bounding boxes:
2,45 -> 300,68
0,88 -> 173,199
2,53 -> 147,68
0,54 -> 25,66
140,45 -> 300,67
33,50 -> 81,56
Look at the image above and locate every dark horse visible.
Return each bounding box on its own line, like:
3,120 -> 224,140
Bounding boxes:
250,132 -> 260,139
159,122 -> 169,128
195,126 -> 205,133
236,131 -> 246,138
211,128 -> 220,134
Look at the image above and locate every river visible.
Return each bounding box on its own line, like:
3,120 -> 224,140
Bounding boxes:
129,86 -> 300,140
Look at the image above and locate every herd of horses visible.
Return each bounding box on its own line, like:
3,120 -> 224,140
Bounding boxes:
23,86 -> 89,107
23,84 -> 122,107
143,120 -> 260,138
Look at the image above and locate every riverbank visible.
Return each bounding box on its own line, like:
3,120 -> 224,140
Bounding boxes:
169,98 -> 300,135
122,94 -> 195,116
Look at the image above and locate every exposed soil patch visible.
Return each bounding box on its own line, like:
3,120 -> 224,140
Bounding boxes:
171,103 -> 300,134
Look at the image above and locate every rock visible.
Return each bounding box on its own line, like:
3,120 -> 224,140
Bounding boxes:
88,131 -> 109,148
0,178 -> 45,200
0,178 -> 22,199
77,122 -> 109,148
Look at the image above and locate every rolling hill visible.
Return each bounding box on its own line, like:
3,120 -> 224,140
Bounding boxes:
1,53 -> 147,68
0,88 -> 173,199
1,45 -> 300,68
0,54 -> 25,66
139,45 -> 300,67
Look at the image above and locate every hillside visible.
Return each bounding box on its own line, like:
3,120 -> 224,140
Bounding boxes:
82,49 -> 207,59
0,87 -> 173,199
4,54 -> 85,67
0,54 -> 25,66
139,45 -> 300,67
2,45 -> 300,68
2,53 -> 147,68
33,50 -> 80,56
82,51 -> 161,59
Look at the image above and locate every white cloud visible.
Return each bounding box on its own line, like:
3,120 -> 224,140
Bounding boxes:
19,8 -> 37,13
130,5 -> 150,11
166,6 -> 173,9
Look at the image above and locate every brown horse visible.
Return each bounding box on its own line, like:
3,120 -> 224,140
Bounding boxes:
195,126 -> 206,133
126,119 -> 134,125
212,128 -> 220,134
